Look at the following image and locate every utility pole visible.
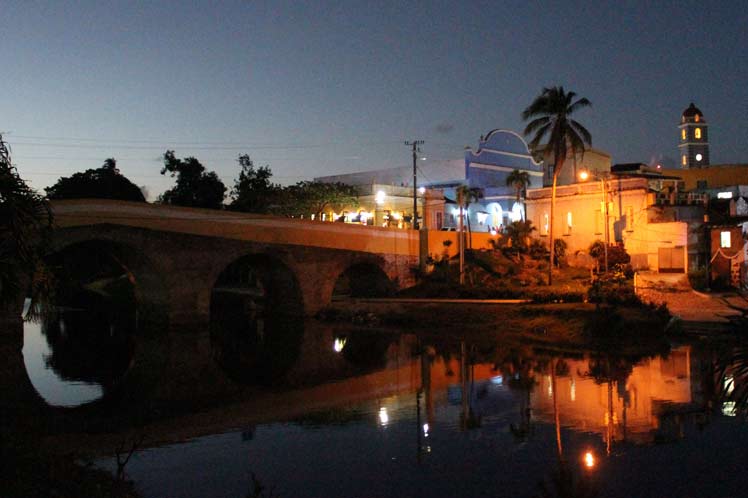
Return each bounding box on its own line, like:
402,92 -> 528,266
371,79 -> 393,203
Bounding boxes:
405,140 -> 424,230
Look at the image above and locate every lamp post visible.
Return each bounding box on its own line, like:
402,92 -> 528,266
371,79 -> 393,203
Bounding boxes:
580,169 -> 609,272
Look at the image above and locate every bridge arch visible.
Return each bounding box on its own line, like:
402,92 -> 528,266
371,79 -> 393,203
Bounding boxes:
25,231 -> 172,409
48,228 -> 170,331
209,252 -> 304,383
331,258 -> 395,299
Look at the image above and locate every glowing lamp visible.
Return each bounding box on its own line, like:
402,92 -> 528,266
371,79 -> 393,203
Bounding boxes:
584,451 -> 595,469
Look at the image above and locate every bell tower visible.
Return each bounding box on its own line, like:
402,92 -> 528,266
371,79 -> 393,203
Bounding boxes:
678,103 -> 709,169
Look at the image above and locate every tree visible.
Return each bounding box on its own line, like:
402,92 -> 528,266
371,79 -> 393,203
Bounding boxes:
506,169 -> 531,221
0,134 -> 54,314
523,86 -> 591,285
158,150 -> 226,209
45,158 -> 145,202
275,181 -> 358,219
455,185 -> 483,284
505,220 -> 536,252
229,155 -> 280,214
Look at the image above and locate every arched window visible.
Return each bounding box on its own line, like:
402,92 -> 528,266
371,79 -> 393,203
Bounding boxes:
695,128 -> 702,139
681,129 -> 686,140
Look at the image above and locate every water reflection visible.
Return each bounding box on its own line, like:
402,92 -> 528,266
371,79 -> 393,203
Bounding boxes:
22,293 -> 136,407
95,324 -> 748,498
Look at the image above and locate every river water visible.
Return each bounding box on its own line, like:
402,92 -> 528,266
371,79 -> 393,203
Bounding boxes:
22,303 -> 748,498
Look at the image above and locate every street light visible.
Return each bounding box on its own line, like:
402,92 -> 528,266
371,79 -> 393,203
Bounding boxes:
579,168 -> 609,272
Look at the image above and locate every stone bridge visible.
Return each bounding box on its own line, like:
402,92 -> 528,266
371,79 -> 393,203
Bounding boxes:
46,199 -> 422,329
0,200 -> 423,421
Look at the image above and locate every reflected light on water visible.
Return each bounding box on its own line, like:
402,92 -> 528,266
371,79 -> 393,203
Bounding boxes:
722,401 -> 737,417
333,337 -> 347,353
584,451 -> 596,469
378,407 -> 389,426
423,423 -> 429,437
724,375 -> 734,395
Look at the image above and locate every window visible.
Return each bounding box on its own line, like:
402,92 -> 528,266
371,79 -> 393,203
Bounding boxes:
695,114 -> 700,122
682,155 -> 687,166
681,129 -> 686,140
541,213 -> 549,236
720,231 -> 731,248
436,212 -> 443,230
695,128 -> 702,139
565,212 -> 572,235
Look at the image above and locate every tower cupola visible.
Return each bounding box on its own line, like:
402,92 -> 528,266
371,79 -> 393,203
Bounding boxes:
678,103 -> 709,168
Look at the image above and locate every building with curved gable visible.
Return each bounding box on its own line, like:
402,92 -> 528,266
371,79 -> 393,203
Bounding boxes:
315,129 -> 543,232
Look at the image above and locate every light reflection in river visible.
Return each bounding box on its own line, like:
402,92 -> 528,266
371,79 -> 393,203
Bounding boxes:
93,336 -> 748,498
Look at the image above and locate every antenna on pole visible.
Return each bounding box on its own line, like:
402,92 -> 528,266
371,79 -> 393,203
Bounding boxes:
405,140 -> 424,230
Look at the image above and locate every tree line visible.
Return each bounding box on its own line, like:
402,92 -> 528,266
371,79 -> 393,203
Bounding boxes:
44,150 -> 359,216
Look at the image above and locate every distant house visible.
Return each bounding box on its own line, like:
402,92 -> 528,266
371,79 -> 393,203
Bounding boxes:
525,176 -> 690,272
315,129 -> 543,232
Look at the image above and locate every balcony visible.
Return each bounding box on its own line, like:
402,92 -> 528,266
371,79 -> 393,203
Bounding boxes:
652,191 -> 708,206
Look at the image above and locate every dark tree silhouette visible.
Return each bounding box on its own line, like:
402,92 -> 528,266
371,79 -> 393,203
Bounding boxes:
523,86 -> 591,285
158,150 -> 226,209
274,181 -> 358,218
45,158 -> 145,202
229,155 -> 280,213
0,133 -> 54,311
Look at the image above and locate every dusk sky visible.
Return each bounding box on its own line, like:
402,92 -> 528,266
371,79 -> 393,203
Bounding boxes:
3,0 -> 747,199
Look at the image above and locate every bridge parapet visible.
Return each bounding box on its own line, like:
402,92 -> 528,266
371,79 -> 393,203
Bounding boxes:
51,199 -> 420,257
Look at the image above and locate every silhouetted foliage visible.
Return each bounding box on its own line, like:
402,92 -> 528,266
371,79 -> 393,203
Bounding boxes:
505,220 -> 536,252
229,155 -> 281,213
45,158 -> 145,202
523,86 -> 592,285
158,150 -> 226,209
274,181 -> 358,218
553,238 -> 568,266
0,134 -> 54,311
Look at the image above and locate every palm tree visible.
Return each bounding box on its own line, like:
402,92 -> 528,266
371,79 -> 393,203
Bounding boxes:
455,185 -> 483,284
506,169 -> 531,221
522,87 -> 591,285
0,134 -> 54,317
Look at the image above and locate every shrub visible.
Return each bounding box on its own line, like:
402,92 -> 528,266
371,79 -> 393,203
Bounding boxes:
688,268 -> 708,290
529,238 -> 549,260
553,238 -> 568,267
587,267 -> 638,305
588,240 -> 631,271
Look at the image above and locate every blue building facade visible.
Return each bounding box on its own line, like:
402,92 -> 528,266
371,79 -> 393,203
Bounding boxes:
441,129 -> 543,231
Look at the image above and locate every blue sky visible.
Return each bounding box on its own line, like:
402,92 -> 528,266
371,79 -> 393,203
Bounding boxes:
2,1 -> 747,199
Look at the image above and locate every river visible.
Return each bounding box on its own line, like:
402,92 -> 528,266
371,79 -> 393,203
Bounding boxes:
22,298 -> 748,498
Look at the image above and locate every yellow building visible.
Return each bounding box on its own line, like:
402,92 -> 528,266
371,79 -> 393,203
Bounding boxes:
660,163 -> 748,191
316,183 -> 444,230
525,177 -> 690,271
534,145 -> 612,187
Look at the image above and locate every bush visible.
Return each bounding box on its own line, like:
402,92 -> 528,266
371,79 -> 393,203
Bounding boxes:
553,238 -> 568,267
588,240 -> 631,271
688,268 -> 708,290
529,238 -> 549,260
587,267 -> 638,305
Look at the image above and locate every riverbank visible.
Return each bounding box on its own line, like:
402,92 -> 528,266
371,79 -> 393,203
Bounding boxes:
635,271 -> 748,333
